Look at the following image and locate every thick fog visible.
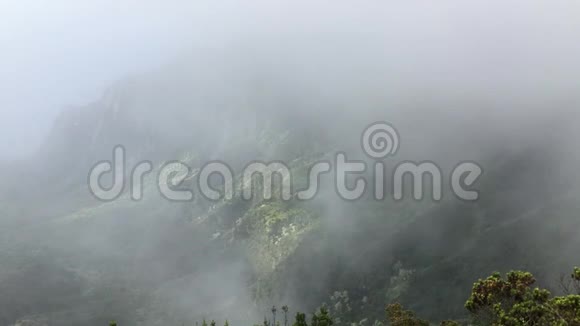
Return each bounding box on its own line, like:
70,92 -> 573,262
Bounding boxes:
2,0 -> 579,158
1,0 -> 203,159
1,1 -> 580,325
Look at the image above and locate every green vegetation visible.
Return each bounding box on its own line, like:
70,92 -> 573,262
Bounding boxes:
110,267 -> 580,326
388,267 -> 580,325
465,269 -> 580,325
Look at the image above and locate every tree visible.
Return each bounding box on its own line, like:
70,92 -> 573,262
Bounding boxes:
293,312 -> 308,326
465,269 -> 580,325
311,307 -> 333,326
560,266 -> 580,294
385,303 -> 428,326
272,306 -> 278,326
282,305 -> 289,326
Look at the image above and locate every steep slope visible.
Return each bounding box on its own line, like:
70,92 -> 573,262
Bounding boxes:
1,51 -> 579,325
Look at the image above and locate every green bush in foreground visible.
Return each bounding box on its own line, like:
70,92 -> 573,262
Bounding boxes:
465,270 -> 580,325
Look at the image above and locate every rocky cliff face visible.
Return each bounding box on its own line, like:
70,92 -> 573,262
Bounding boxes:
1,52 -> 580,325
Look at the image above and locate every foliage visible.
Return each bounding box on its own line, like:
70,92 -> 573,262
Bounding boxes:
107,267 -> 580,326
574,267 -> 580,282
465,269 -> 580,325
282,306 -> 289,326
385,303 -> 429,326
293,312 -> 308,326
311,307 -> 333,326
560,266 -> 580,295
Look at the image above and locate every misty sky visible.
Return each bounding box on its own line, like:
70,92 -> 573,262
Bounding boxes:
1,0 -> 579,160
0,1 -> 199,159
